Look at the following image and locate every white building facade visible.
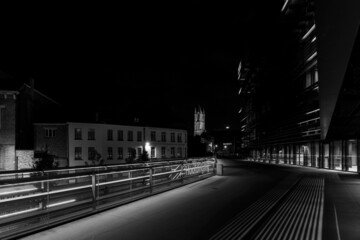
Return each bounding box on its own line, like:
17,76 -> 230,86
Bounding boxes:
34,122 -> 187,167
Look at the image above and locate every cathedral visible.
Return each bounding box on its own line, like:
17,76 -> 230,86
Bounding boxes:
194,107 -> 205,136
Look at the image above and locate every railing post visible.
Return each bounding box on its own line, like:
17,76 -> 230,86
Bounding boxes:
149,167 -> 153,193
91,174 -> 96,210
181,163 -> 184,184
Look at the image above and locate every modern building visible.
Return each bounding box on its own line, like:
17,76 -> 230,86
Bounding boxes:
239,0 -> 360,172
34,122 -> 188,167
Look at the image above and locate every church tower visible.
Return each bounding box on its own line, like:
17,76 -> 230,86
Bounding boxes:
194,107 -> 205,136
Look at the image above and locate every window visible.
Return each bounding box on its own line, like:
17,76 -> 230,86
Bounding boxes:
107,129 -> 113,141
137,147 -> 142,157
137,131 -> 142,141
88,129 -> 95,140
177,133 -> 182,143
177,147 -> 182,157
128,130 -> 133,141
128,148 -> 135,158
117,147 -> 123,159
117,130 -> 123,141
171,147 -> 175,158
75,147 -> 82,160
151,131 -> 156,141
0,106 -> 5,129
171,133 -> 175,142
75,128 -> 82,140
185,134 -> 187,143
151,147 -> 155,158
161,132 -> 166,142
45,128 -> 56,138
161,147 -> 166,158
88,147 -> 95,160
107,147 -> 113,160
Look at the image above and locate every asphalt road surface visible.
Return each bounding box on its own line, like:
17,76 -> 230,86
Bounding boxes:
21,159 -> 360,240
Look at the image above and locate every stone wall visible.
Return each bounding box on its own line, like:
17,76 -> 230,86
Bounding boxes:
16,150 -> 34,170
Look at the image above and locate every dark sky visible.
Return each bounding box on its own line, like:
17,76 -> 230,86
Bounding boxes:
0,2 -> 284,131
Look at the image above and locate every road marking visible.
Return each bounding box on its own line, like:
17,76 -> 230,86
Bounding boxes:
334,205 -> 341,240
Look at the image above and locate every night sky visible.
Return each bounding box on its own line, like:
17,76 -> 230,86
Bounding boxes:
0,2 -> 284,131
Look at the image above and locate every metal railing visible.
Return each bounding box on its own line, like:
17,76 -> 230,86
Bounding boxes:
0,158 -> 210,182
0,158 -> 215,239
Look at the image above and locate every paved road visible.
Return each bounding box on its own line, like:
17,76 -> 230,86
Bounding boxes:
21,159 -> 360,240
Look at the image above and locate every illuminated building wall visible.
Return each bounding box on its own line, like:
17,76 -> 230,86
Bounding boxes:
35,122 -> 188,167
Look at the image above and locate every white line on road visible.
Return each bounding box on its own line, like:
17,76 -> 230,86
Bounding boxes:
333,204 -> 341,240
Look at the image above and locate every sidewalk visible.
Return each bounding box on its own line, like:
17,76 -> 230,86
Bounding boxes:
21,159 -> 290,240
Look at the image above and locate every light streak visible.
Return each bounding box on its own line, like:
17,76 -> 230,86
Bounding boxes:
306,52 -> 317,62
48,199 -> 76,208
281,0 -> 289,12
0,207 -> 40,219
302,24 -> 316,40
0,187 -> 38,196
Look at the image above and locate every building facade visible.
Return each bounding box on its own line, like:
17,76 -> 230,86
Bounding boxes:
239,0 -> 360,172
34,122 -> 188,167
194,107 -> 205,136
0,91 -> 17,170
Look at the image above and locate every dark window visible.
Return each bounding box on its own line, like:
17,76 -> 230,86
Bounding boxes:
171,133 -> 175,142
117,147 -> 123,159
75,128 -> 82,140
88,147 -> 95,160
75,147 -> 82,160
45,128 -> 57,138
185,134 -> 187,143
88,129 -> 95,140
137,147 -> 142,157
137,131 -> 142,141
107,147 -> 113,159
128,131 -> 133,141
151,147 -> 155,158
171,147 -> 175,158
151,131 -> 156,141
117,130 -> 123,141
177,133 -> 182,143
107,129 -> 113,141
177,147 -> 182,157
161,132 -> 166,142
161,147 -> 166,158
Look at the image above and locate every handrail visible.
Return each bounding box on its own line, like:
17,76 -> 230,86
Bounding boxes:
0,158 -> 215,240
